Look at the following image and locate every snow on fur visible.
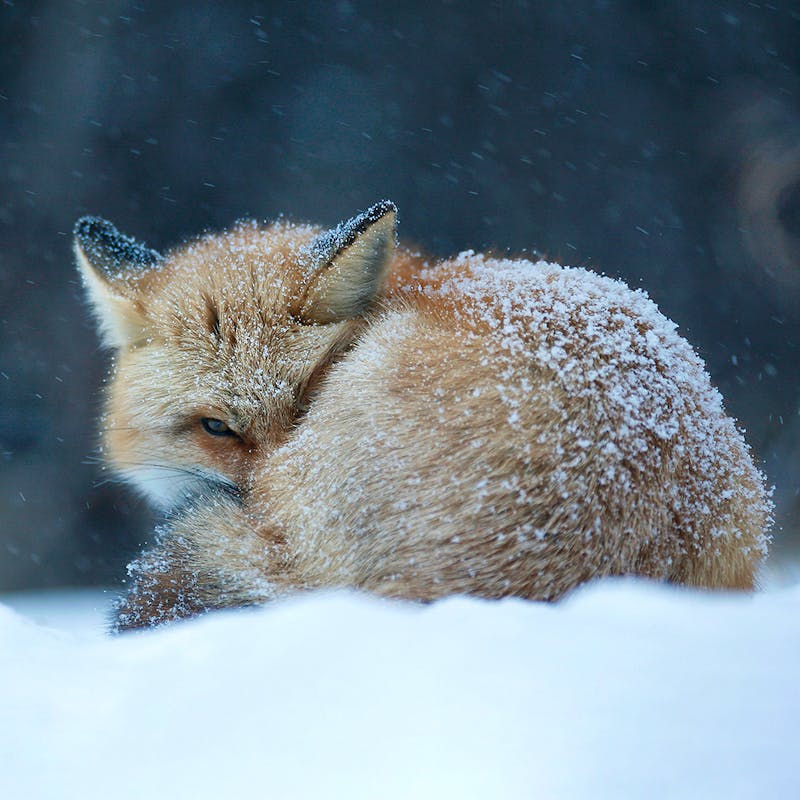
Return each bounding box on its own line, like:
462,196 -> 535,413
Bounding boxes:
406,252 -> 772,559
77,212 -> 773,624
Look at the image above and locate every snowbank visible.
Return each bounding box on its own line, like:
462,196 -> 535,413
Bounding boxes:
1,580 -> 798,799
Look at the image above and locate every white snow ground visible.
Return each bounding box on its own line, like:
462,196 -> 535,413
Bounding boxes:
1,578 -> 798,800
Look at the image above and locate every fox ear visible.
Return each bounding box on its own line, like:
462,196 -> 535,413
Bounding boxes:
300,200 -> 397,324
73,216 -> 162,349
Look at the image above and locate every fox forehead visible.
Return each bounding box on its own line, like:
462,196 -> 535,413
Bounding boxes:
135,221 -> 333,366
145,220 -> 323,323
118,221 -> 354,419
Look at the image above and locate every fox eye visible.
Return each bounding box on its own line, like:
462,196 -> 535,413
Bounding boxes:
201,417 -> 234,437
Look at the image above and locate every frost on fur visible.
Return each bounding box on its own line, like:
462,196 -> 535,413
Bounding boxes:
74,216 -> 163,349
113,494 -> 284,632
74,204 -> 773,630
300,200 -> 397,323
74,216 -> 163,277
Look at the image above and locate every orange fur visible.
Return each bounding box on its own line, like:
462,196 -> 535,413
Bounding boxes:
74,204 -> 772,630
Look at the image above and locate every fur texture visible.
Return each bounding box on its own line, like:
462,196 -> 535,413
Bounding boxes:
74,203 -> 773,630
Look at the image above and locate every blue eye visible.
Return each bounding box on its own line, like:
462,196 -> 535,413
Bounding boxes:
201,418 -> 234,436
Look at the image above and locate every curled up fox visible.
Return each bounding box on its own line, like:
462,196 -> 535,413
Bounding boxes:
74,201 -> 772,630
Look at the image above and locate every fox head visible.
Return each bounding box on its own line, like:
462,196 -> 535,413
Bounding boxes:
75,201 -> 397,509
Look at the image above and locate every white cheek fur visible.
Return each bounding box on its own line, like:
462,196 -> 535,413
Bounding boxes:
122,465 -> 234,510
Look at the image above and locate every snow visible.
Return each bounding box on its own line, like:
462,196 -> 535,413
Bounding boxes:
305,198 -> 397,268
1,580 -> 798,799
411,254 -> 772,554
74,215 -> 163,276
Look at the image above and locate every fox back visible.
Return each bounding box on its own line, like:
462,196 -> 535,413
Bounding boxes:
74,203 -> 772,629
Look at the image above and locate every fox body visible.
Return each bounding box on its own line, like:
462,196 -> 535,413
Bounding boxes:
75,202 -> 772,629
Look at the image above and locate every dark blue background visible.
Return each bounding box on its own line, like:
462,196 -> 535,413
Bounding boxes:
1,1 -> 798,589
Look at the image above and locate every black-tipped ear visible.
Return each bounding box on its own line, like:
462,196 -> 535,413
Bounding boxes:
300,200 -> 397,324
74,216 -> 162,277
73,217 -> 161,349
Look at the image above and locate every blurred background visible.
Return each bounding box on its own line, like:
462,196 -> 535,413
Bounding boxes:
1,0 -> 798,591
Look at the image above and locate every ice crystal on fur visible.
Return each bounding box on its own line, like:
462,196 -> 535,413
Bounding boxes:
304,199 -> 397,269
74,216 -> 162,277
75,203 -> 773,629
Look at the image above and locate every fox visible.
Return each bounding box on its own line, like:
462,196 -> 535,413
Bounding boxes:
74,201 -> 773,630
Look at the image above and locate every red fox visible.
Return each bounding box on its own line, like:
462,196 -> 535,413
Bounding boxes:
75,202 -> 772,629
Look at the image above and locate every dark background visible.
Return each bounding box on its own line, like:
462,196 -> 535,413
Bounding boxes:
1,0 -> 798,591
